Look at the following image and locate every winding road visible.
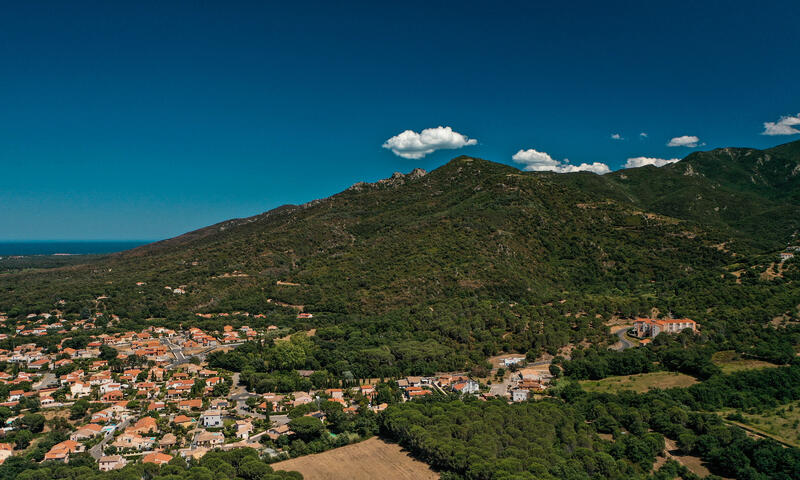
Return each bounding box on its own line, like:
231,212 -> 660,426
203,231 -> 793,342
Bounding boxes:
612,327 -> 634,351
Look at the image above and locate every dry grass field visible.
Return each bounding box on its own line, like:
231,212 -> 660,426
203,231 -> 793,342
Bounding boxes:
580,371 -> 698,394
711,350 -> 780,373
272,437 -> 439,480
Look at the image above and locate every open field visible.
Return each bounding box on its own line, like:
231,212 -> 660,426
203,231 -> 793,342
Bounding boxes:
719,401 -> 800,447
711,350 -> 780,373
580,371 -> 698,394
272,437 -> 439,480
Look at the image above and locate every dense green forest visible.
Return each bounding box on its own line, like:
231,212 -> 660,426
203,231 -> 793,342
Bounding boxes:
380,366 -> 800,480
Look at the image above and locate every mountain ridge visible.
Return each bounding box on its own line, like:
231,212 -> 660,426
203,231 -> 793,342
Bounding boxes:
1,140 -> 799,322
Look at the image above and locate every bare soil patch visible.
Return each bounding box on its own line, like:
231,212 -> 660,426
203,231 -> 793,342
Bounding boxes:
272,437 -> 439,480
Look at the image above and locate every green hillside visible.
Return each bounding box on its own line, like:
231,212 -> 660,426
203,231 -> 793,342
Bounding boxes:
1,141 -> 799,376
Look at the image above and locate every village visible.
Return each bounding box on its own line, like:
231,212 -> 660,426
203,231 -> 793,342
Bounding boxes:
0,308 -> 570,469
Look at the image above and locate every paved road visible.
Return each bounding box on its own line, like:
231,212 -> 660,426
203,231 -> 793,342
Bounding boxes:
228,373 -> 266,420
89,417 -> 131,460
611,327 -> 634,351
160,337 -> 243,368
269,414 -> 289,427
160,337 -> 186,365
33,372 -> 58,390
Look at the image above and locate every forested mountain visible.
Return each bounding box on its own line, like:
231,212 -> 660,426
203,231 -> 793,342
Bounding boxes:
1,140 -> 799,377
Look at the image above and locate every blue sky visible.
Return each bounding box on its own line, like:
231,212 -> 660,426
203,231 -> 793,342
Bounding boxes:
1,1 -> 798,240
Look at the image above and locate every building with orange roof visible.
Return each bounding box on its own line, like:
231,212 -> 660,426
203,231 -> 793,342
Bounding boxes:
128,416 -> 158,434
633,317 -> 696,339
142,452 -> 172,465
43,440 -> 84,463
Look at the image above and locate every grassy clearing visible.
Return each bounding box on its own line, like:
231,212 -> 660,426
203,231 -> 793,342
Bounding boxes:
580,371 -> 698,394
711,350 -> 780,373
720,400 -> 800,448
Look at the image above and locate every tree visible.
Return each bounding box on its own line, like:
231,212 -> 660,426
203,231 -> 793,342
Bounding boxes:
191,379 -> 206,397
288,416 -> 323,442
99,344 -> 118,361
18,414 -> 45,433
237,457 -> 271,480
14,430 -> 33,449
70,399 -> 89,419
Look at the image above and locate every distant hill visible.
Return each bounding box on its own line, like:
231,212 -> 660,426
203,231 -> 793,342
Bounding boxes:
1,140 -> 798,322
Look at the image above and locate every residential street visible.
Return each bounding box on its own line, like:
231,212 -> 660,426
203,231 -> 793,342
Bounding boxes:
89,417 -> 131,460
229,372 -> 266,420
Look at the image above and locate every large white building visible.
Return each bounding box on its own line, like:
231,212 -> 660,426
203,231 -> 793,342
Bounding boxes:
633,318 -> 696,339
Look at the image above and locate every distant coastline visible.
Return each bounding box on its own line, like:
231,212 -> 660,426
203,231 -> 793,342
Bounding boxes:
0,241 -> 151,256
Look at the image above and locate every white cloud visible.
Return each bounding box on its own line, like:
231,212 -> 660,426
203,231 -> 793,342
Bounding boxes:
762,113 -> 800,136
624,156 -> 680,169
667,135 -> 701,147
382,126 -> 477,159
512,149 -> 610,175
639,132 -> 648,138
611,133 -> 623,140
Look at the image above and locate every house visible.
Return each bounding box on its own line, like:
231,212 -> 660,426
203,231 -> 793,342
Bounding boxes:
502,356 -> 526,367
260,393 -> 284,412
173,415 -> 195,428
112,432 -> 153,450
160,433 -> 178,448
128,416 -> 158,435
91,408 -> 114,423
194,431 -> 224,448
780,252 -> 795,262
325,388 -> 344,399
178,399 -> 203,411
70,423 -> 104,441
235,419 -> 253,439
360,385 -> 376,399
632,317 -> 697,339
102,390 -> 124,402
44,440 -> 84,463
292,392 -> 313,407
405,376 -> 423,387
28,358 -> 51,370
142,452 -> 173,465
201,409 -> 223,428
511,389 -> 530,402
452,379 -> 480,395
406,387 -> 432,398
266,424 -> 292,440
98,455 -> 127,471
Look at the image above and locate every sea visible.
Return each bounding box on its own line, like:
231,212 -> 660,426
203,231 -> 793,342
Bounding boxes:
0,241 -> 151,256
